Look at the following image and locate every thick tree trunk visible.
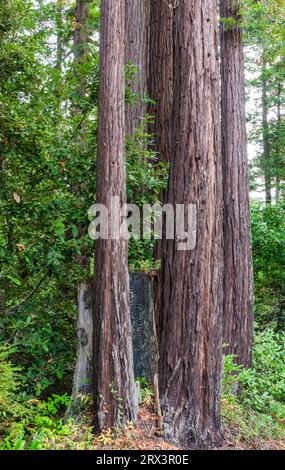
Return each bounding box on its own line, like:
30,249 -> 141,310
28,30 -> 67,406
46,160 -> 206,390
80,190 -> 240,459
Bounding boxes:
262,64 -> 272,205
220,0 -> 254,368
159,0 -> 223,449
93,0 -> 137,433
125,0 -> 150,135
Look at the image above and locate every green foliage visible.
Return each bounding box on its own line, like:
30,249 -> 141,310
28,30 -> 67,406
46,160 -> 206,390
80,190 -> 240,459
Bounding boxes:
0,346 -> 21,432
0,0 -> 98,397
0,350 -> 94,450
126,121 -> 168,271
222,328 -> 285,441
136,378 -> 154,405
251,201 -> 285,328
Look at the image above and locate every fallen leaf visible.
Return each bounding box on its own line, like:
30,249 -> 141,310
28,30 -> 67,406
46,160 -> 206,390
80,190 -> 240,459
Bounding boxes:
13,192 -> 21,203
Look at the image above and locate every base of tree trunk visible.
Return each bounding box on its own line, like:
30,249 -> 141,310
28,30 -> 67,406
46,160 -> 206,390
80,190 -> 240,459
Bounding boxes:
162,401 -> 224,449
65,280 -> 93,421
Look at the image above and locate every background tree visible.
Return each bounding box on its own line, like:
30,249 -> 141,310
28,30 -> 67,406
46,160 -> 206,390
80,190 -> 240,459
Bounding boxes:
242,0 -> 285,202
261,60 -> 272,205
125,0 -> 150,136
220,0 -> 254,367
159,0 -> 223,449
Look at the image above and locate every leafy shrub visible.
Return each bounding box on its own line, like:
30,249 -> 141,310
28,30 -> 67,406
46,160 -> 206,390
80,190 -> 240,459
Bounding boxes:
251,201 -> 285,329
0,346 -> 22,433
222,328 -> 285,441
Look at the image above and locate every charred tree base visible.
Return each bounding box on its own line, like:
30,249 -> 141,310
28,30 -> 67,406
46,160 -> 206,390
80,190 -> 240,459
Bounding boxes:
162,401 -> 224,450
65,280 -> 93,421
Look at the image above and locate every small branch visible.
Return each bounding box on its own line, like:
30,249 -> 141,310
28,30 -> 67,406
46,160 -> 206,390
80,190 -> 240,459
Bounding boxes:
5,273 -> 48,314
153,373 -> 163,431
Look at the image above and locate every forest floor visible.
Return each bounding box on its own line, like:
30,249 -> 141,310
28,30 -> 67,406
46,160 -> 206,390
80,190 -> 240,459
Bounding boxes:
94,405 -> 285,451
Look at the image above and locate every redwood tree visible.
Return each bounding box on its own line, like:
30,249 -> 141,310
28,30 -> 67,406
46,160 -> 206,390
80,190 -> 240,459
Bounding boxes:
261,61 -> 272,205
159,0 -> 223,449
220,0 -> 254,368
125,0 -> 150,135
148,0 -> 174,340
73,0 -> 90,117
93,0 -> 137,433
148,0 -> 173,167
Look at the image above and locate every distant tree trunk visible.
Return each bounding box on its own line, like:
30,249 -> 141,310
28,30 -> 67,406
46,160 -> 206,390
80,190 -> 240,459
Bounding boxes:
56,0 -> 64,70
159,0 -> 223,449
262,63 -> 272,205
220,0 -> 253,368
74,0 -> 90,117
275,82 -> 281,203
72,0 -> 90,268
93,0 -> 137,433
125,0 -> 150,135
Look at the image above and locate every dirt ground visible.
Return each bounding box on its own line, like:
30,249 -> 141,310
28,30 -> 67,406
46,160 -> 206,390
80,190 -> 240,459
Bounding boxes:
95,405 -> 285,451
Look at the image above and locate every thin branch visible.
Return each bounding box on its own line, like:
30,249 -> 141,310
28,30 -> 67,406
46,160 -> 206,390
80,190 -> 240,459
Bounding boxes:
4,273 -> 48,314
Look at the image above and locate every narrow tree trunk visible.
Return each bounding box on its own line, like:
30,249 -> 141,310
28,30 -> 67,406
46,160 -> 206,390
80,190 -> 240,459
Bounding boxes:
56,0 -> 64,70
159,0 -> 223,449
125,0 -> 150,135
68,2 -> 91,421
262,63 -> 272,205
66,281 -> 93,420
74,0 -> 90,117
148,0 -> 173,167
148,0 -> 174,341
93,0 -> 137,433
275,83 -> 281,203
220,0 -> 254,368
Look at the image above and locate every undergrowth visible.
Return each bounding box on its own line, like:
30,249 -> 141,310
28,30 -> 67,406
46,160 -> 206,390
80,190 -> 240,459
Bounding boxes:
221,328 -> 285,443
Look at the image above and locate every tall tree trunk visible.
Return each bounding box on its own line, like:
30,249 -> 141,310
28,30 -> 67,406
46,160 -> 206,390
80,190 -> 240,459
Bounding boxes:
72,0 -> 90,267
220,0 -> 254,368
262,63 -> 272,205
93,0 -> 137,433
148,0 -> 173,167
125,0 -> 150,135
74,0 -> 90,116
67,0 -> 91,420
148,0 -> 174,342
159,0 -> 223,449
275,82 -> 281,203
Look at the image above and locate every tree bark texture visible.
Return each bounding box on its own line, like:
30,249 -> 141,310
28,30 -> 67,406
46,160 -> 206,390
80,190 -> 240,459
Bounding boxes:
66,281 -> 93,420
148,0 -> 174,336
148,0 -> 173,166
74,0 -> 90,111
93,0 -> 137,433
125,0 -> 150,135
220,0 -> 254,368
159,0 -> 223,449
